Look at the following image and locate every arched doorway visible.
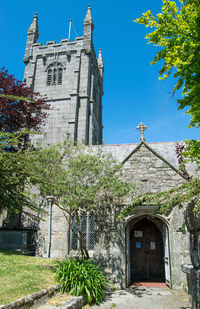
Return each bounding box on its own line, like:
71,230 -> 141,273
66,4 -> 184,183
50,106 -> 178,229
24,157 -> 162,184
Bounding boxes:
126,215 -> 171,286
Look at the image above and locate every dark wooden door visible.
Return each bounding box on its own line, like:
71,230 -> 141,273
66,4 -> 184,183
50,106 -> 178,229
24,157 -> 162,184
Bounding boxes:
130,218 -> 165,282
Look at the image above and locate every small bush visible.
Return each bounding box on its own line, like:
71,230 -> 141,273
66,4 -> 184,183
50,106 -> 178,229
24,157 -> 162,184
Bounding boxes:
55,258 -> 108,305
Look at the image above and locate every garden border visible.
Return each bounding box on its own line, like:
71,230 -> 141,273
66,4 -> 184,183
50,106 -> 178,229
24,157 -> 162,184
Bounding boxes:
0,285 -> 83,309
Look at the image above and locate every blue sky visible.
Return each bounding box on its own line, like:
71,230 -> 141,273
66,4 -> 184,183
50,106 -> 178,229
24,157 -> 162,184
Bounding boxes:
1,0 -> 199,144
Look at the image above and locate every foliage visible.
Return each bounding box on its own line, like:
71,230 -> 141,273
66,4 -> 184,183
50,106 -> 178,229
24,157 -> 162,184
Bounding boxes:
30,139 -> 136,258
0,67 -> 50,132
0,133 -> 30,212
0,250 -> 56,305
184,139 -> 200,168
0,67 -> 49,217
135,0 -> 200,128
0,135 -> 135,248
0,132 -> 42,216
118,178 -> 200,220
132,0 -> 200,218
55,258 -> 108,305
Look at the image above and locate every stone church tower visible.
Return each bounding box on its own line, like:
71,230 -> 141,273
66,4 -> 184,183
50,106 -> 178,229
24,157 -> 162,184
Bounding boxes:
23,6 -> 104,145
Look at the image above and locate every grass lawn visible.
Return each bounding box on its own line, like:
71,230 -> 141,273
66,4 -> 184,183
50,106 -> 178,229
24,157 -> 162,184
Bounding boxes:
0,250 -> 58,305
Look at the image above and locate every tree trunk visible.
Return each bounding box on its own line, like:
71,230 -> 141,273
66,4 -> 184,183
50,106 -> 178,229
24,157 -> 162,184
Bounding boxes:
75,210 -> 89,259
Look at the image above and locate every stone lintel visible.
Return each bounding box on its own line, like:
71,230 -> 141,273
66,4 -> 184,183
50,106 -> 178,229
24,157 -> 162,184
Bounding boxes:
133,206 -> 158,215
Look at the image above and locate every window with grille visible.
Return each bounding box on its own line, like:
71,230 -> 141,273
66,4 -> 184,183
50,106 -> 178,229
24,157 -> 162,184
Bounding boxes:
71,212 -> 95,251
46,62 -> 63,86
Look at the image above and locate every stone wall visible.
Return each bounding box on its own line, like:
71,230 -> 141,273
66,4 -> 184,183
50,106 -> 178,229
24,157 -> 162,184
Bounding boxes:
36,205 -> 69,259
168,207 -> 191,288
182,200 -> 200,309
122,142 -> 185,196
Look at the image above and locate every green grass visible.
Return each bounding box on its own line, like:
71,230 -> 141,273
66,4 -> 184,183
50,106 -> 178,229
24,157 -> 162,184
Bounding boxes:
0,250 -> 57,305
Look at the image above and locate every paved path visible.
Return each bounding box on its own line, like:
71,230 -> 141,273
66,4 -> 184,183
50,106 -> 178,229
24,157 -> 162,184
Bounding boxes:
88,288 -> 190,309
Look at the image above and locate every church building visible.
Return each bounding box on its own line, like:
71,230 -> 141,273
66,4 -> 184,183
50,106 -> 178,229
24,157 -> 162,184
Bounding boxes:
0,5 -> 196,291
24,6 -> 103,146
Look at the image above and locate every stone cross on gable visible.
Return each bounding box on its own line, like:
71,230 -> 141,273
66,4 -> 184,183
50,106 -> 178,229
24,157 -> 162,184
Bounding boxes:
137,122 -> 147,142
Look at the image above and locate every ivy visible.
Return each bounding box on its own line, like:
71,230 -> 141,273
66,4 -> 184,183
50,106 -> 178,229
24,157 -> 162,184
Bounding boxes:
118,178 -> 200,220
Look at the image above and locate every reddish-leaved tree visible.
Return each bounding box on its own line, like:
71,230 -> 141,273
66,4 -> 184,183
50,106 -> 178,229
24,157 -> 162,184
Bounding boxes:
0,67 -> 50,132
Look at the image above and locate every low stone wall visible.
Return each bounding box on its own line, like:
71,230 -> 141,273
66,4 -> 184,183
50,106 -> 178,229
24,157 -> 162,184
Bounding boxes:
0,285 -> 83,309
53,297 -> 83,309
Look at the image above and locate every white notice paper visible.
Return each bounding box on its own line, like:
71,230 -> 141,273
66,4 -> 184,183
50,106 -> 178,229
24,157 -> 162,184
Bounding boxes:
150,242 -> 156,250
134,231 -> 143,237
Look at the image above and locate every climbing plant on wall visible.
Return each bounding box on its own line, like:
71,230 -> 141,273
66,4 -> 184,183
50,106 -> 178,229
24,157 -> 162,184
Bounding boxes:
118,143 -> 200,220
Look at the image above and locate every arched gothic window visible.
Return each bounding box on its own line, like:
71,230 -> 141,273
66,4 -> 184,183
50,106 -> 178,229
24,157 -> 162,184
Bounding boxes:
46,62 -> 63,86
71,212 -> 95,251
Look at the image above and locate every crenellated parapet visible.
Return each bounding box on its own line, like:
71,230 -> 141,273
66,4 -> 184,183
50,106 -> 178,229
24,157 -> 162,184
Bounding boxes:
23,6 -> 104,145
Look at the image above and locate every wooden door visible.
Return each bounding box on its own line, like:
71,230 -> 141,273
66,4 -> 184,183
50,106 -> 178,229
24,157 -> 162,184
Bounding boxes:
130,218 -> 165,282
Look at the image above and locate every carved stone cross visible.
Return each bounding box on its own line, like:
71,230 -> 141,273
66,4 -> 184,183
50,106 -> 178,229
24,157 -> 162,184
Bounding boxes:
137,122 -> 147,142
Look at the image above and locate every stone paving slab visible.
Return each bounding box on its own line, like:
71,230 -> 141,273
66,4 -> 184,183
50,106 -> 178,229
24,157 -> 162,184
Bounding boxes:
88,288 -> 190,309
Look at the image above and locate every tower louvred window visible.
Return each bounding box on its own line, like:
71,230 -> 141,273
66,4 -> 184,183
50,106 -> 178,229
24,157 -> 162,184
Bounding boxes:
58,68 -> 62,85
46,62 -> 63,86
47,69 -> 52,86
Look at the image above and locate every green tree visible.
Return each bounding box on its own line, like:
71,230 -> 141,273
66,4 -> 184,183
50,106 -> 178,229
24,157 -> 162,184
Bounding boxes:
128,0 -> 200,216
135,0 -> 200,128
31,140 -> 135,259
183,139 -> 200,168
0,132 -> 40,217
0,67 -> 49,218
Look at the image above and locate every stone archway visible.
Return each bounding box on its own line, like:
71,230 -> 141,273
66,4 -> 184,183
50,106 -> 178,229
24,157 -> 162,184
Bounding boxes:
126,215 -> 171,287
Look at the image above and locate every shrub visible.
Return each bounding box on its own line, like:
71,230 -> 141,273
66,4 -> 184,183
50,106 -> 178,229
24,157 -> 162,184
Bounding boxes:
55,258 -> 108,305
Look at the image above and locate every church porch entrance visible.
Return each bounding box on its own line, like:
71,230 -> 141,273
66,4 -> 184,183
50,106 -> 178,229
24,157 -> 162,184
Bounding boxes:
126,215 -> 171,287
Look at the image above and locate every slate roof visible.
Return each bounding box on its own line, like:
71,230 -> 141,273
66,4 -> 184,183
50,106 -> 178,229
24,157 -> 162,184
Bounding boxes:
90,141 -> 198,177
